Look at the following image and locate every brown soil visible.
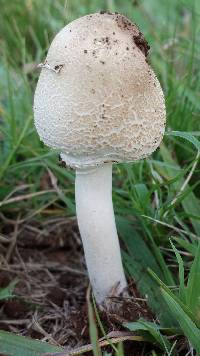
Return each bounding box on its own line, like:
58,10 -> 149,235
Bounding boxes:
114,13 -> 150,57
0,216 -> 155,354
94,12 -> 150,58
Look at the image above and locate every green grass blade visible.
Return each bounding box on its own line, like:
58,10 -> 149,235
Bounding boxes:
0,279 -> 18,300
92,294 -> 118,354
143,224 -> 175,287
162,289 -> 200,353
123,252 -> 173,326
118,217 -> 175,326
0,114 -> 32,180
114,343 -> 124,356
148,269 -> 198,326
159,144 -> 200,235
165,131 -> 200,151
186,243 -> 200,314
0,330 -> 63,356
170,240 -> 186,303
124,320 -> 172,352
87,291 -> 102,356
172,237 -> 197,257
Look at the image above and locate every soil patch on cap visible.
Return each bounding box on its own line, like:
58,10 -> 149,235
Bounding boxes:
115,14 -> 150,57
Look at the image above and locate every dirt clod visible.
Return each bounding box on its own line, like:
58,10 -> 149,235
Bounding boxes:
3,300 -> 29,319
99,11 -> 112,15
0,272 -> 12,288
47,287 -> 66,307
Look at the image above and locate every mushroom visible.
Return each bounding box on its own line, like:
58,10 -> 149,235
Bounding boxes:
34,12 -> 166,307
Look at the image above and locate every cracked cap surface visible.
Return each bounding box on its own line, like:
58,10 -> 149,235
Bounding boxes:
34,12 -> 166,168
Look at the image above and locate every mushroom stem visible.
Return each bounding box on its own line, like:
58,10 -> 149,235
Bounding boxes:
75,163 -> 127,305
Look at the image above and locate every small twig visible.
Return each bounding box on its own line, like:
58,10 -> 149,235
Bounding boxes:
31,314 -> 60,346
0,262 -> 86,275
42,217 -> 76,226
160,246 -> 192,257
0,319 -> 29,325
37,62 -> 64,73
142,215 -> 200,240
47,168 -> 68,205
15,246 -> 28,273
0,189 -> 56,207
6,214 -> 20,262
0,233 -> 13,244
41,331 -> 144,356
1,184 -> 32,202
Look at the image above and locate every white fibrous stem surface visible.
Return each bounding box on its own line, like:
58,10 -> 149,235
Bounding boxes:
75,163 -> 127,304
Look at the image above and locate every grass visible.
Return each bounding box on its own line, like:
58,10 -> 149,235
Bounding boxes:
0,0 -> 200,354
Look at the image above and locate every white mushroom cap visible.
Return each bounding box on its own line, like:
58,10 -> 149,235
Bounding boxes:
34,12 -> 166,169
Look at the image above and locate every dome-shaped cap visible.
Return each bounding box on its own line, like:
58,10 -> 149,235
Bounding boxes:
34,12 -> 166,168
